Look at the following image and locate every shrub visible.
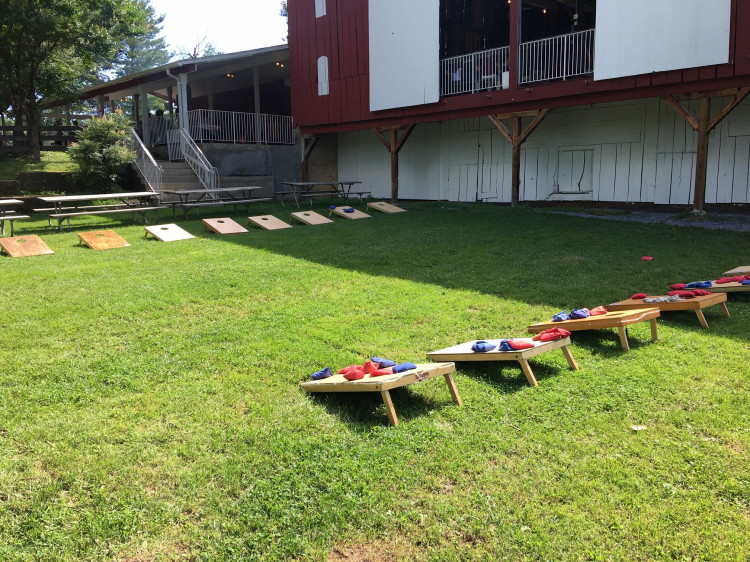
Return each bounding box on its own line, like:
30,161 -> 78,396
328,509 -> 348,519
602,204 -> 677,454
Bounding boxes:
67,112 -> 136,192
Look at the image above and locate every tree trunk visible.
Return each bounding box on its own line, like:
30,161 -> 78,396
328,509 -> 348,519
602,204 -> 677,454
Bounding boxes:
26,106 -> 42,162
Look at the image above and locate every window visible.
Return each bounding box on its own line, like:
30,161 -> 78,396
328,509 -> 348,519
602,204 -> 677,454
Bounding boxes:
317,56 -> 329,96
315,0 -> 326,18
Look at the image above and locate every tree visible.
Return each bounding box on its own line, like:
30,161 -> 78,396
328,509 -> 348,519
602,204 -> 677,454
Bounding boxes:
173,36 -> 222,60
67,111 -> 136,192
107,8 -> 170,78
280,2 -> 288,42
0,0 -> 154,161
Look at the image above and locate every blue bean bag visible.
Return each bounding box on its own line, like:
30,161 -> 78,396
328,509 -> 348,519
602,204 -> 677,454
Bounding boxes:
392,362 -> 418,373
311,366 -> 333,380
570,308 -> 590,319
471,340 -> 497,352
552,310 -> 570,322
372,356 -> 396,368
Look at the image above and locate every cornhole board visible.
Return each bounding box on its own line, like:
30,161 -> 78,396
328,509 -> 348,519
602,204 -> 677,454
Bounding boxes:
290,210 -> 333,225
608,293 -> 729,329
723,265 -> 750,275
705,281 -> 750,293
248,215 -> 292,230
329,206 -> 371,219
527,308 -> 661,351
202,217 -> 248,235
300,362 -> 461,426
78,230 -> 130,250
366,201 -> 406,214
0,235 -> 54,257
144,224 -> 195,242
427,337 -> 578,387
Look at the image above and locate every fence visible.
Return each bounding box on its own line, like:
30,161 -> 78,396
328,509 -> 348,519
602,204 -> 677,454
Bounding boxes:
187,110 -> 295,145
518,29 -> 594,85
440,46 -> 510,97
0,125 -> 80,151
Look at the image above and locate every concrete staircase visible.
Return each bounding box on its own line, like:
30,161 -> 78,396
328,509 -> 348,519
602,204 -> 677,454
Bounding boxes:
160,161 -> 203,192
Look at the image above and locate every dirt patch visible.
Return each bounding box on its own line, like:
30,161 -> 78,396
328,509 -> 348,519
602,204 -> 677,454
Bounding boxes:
328,537 -> 415,562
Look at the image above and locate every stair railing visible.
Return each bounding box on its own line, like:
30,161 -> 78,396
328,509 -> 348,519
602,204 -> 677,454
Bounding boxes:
127,128 -> 163,194
166,128 -> 220,191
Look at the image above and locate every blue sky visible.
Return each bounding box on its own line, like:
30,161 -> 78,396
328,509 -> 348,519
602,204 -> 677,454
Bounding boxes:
149,0 -> 289,57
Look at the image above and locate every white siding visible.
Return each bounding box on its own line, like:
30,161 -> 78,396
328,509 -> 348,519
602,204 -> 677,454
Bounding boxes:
336,97 -> 750,206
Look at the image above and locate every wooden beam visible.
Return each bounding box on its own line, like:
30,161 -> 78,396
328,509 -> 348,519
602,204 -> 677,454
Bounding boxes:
674,88 -> 745,101
372,128 -> 391,151
694,97 -> 710,212
394,124 -> 415,153
372,125 -> 416,203
707,87 -> 750,132
664,96 -> 699,131
299,135 -> 318,182
487,109 -> 550,206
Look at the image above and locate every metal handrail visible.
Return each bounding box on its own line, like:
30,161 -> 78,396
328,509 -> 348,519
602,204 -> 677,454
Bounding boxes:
187,109 -> 296,145
166,128 -> 220,191
519,29 -> 594,85
127,128 -> 163,193
441,46 -> 510,97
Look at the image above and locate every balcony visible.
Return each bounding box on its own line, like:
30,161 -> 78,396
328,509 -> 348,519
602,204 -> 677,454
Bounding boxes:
440,29 -> 594,97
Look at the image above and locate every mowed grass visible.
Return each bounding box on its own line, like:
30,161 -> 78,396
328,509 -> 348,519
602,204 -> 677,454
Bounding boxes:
0,152 -> 77,180
0,202 -> 748,561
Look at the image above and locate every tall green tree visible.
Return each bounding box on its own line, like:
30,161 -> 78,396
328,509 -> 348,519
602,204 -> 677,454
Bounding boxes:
107,7 -> 170,78
0,0 -> 154,161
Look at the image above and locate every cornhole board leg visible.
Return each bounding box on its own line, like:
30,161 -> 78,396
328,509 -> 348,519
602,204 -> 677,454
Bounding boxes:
444,373 -> 463,406
719,302 -> 730,318
617,327 -> 630,351
518,360 -> 539,387
650,318 -> 659,341
380,390 -> 398,426
695,309 -> 709,329
560,345 -> 579,370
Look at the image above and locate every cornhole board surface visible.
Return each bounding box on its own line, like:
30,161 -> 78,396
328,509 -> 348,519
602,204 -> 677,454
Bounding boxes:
300,362 -> 461,426
706,281 -> 750,293
527,308 -> 661,351
366,201 -> 406,213
202,217 -> 248,235
427,337 -> 578,387
78,230 -> 130,250
144,224 -> 195,242
608,293 -> 729,329
329,206 -> 371,220
290,210 -> 333,225
0,235 -> 54,257
248,215 -> 292,230
723,265 -> 750,275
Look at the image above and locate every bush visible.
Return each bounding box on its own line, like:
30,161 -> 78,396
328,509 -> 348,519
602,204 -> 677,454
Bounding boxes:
67,112 -> 136,192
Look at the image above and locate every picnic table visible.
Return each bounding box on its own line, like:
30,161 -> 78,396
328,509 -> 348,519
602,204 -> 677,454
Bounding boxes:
38,192 -> 164,231
279,181 -> 369,207
0,199 -> 28,236
161,186 -> 269,218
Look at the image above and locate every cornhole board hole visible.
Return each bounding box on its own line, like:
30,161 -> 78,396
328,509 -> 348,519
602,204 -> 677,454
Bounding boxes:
723,265 -> 750,275
248,215 -> 292,230
300,362 -> 461,426
144,224 -> 195,242
0,235 -> 54,257
329,206 -> 371,220
527,308 -> 661,351
202,217 -> 248,235
78,230 -> 130,250
427,337 -> 578,387
706,282 -> 750,294
366,201 -> 406,214
290,211 -> 333,225
608,293 -> 729,329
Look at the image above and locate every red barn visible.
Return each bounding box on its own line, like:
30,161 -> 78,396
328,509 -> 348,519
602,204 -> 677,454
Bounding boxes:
288,0 -> 750,209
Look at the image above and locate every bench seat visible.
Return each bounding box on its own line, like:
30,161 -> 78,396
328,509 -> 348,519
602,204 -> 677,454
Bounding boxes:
0,215 -> 30,237
50,206 -> 167,231
176,197 -> 273,218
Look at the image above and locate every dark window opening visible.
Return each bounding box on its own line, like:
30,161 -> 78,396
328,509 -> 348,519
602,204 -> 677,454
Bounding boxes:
440,0 -> 511,58
521,0 -> 596,42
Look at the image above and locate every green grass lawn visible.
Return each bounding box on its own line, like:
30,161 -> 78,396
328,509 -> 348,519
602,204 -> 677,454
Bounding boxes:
1,202 -> 748,560
0,152 -> 77,180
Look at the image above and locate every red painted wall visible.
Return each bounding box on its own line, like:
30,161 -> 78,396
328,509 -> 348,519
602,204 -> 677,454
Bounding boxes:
289,0 -> 750,134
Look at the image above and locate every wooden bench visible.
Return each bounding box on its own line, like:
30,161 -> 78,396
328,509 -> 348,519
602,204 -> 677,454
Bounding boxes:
175,197 -> 273,218
0,215 -> 30,236
50,206 -> 167,231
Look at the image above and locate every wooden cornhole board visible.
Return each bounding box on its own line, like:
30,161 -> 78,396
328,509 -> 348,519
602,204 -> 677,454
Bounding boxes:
202,217 -> 248,235
290,210 -> 333,225
78,230 -> 130,250
144,223 -> 195,242
723,265 -> 750,275
300,362 -> 461,426
608,293 -> 729,329
329,206 -> 371,219
427,337 -> 578,387
705,281 -> 750,293
366,201 -> 406,214
248,215 -> 292,230
0,235 -> 54,257
527,308 -> 661,351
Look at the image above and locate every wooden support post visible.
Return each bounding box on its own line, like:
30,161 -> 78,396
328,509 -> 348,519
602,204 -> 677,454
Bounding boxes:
372,124 -> 415,203
488,109 -> 549,206
299,134 -> 318,182
664,88 -> 750,211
